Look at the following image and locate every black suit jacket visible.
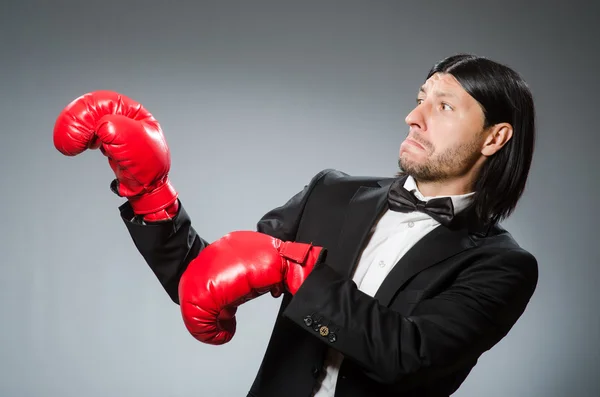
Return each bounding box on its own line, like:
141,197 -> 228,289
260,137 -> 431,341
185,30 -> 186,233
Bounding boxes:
119,169 -> 538,397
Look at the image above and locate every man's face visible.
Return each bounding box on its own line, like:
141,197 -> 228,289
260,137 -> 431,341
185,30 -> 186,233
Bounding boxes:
399,72 -> 488,183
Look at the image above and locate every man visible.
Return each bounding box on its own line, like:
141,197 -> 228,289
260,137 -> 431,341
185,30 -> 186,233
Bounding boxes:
53,53 -> 538,396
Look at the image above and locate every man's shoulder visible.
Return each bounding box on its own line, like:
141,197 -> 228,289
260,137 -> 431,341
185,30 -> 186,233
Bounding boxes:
473,224 -> 538,270
294,168 -> 394,212
308,168 -> 395,188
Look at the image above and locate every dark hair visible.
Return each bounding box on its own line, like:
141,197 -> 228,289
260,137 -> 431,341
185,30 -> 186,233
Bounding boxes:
425,53 -> 536,225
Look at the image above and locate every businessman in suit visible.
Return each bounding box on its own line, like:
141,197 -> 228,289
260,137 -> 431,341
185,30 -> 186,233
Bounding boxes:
54,53 -> 538,396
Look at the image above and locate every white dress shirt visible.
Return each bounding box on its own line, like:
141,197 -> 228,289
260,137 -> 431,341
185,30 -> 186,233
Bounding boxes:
311,175 -> 474,397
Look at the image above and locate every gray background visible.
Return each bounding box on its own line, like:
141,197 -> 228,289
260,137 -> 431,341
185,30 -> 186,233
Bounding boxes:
1,1 -> 598,396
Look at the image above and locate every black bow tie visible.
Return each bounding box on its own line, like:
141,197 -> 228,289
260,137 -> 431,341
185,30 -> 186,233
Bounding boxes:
387,179 -> 455,226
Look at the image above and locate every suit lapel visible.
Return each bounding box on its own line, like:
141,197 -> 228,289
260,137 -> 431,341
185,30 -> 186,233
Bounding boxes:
332,181 -> 393,278
373,223 -> 475,306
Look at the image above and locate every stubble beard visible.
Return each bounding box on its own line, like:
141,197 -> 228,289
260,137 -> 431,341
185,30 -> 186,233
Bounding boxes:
398,139 -> 481,183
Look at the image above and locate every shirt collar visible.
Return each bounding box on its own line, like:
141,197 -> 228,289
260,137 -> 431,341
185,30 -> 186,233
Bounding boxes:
403,175 -> 475,215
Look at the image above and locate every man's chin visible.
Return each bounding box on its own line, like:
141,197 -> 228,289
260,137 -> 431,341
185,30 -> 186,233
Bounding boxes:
398,157 -> 419,174
398,159 -> 438,182
397,160 -> 413,178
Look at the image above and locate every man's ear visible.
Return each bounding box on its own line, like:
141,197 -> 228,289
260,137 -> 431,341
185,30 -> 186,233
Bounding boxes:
481,122 -> 513,156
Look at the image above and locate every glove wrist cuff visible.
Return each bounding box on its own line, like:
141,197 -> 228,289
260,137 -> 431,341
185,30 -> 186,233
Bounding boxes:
280,242 -> 327,265
279,242 -> 314,264
128,179 -> 179,216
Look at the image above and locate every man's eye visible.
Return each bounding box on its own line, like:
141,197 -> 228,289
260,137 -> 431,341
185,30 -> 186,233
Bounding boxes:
442,102 -> 453,111
416,98 -> 424,105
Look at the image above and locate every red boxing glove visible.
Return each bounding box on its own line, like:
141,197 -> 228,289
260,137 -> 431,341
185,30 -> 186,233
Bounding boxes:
178,231 -> 326,345
53,90 -> 178,221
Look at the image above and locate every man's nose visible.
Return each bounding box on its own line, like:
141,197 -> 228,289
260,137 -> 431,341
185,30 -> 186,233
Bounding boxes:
405,105 -> 426,129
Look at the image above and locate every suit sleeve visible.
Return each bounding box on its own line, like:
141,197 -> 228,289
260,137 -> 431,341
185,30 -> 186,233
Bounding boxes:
281,248 -> 538,389
119,168 -> 335,304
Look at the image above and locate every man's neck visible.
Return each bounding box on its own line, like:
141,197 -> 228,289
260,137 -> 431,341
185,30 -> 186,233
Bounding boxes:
413,177 -> 475,198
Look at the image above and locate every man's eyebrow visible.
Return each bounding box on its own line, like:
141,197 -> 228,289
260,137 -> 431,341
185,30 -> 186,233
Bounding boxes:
418,86 -> 457,98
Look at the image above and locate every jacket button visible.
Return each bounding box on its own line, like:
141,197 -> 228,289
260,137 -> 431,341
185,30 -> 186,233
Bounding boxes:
328,332 -> 337,343
303,315 -> 313,327
319,326 -> 329,337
